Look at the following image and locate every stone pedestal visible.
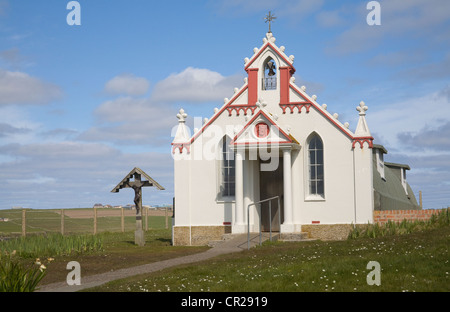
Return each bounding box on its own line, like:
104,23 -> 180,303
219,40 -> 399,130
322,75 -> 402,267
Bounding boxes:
135,227 -> 145,246
135,216 -> 145,246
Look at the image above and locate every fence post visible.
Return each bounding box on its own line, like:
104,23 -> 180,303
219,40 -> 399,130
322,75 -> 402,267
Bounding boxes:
165,206 -> 168,229
22,209 -> 26,237
121,207 -> 125,233
94,207 -> 97,234
61,209 -> 65,235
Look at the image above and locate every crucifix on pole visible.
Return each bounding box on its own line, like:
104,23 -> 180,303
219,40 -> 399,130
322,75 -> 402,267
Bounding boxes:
111,167 -> 164,246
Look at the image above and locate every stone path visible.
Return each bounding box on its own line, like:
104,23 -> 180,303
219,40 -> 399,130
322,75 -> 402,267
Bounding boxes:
36,233 -> 268,292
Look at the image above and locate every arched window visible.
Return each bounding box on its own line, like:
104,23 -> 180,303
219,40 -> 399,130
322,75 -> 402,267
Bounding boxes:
221,136 -> 235,198
308,134 -> 324,197
262,57 -> 277,90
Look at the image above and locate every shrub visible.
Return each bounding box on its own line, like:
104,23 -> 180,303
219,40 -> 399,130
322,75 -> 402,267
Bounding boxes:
0,250 -> 51,292
348,208 -> 450,239
0,233 -> 103,258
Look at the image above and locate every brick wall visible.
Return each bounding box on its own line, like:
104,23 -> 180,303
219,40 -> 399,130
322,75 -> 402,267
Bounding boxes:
374,209 -> 447,225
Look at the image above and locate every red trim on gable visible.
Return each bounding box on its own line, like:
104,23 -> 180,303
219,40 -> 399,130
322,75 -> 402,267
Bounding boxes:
352,137 -> 374,149
171,143 -> 191,154
288,83 -> 355,141
280,103 -> 312,114
247,68 -> 258,105
226,105 -> 258,116
188,85 -> 249,146
244,42 -> 296,73
279,67 -> 291,105
230,109 -> 293,145
233,141 -> 293,146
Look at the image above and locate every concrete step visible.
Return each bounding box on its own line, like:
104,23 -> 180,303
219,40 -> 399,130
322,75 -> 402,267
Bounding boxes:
207,233 -> 279,249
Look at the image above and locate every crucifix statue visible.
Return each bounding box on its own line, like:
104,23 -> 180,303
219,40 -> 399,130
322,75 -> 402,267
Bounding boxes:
111,167 -> 164,246
264,11 -> 276,33
127,174 -> 144,215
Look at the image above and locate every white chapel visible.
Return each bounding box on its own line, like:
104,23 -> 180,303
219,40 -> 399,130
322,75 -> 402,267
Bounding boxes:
171,30 -> 420,246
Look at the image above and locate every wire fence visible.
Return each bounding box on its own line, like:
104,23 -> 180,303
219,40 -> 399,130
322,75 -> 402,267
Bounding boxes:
0,208 -> 172,237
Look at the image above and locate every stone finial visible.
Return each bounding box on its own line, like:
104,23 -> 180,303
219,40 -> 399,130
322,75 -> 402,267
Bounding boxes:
256,97 -> 267,108
265,32 -> 275,42
357,101 -> 368,116
173,108 -> 190,145
354,101 -> 371,138
177,108 -> 187,122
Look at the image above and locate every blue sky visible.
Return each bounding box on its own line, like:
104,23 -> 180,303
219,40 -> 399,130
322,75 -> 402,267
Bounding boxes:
0,0 -> 449,209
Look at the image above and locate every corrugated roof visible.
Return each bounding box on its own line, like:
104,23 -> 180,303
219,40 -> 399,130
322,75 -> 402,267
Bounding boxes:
373,162 -> 420,211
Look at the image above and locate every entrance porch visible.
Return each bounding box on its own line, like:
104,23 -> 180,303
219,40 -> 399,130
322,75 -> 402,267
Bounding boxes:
232,145 -> 299,234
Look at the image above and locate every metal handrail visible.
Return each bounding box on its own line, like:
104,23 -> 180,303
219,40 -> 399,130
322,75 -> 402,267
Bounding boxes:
247,196 -> 281,250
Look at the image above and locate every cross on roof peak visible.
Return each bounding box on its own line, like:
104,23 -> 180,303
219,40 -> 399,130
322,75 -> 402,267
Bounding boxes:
264,11 -> 277,33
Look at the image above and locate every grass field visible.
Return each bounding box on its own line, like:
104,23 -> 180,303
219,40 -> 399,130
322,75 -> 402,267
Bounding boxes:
1,208 -> 449,292
86,226 -> 449,292
37,229 -> 208,287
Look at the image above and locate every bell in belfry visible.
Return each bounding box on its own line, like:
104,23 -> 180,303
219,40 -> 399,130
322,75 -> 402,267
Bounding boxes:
266,61 -> 276,76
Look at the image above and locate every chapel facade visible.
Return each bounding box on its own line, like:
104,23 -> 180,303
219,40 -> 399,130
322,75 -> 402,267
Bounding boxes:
171,31 -> 420,246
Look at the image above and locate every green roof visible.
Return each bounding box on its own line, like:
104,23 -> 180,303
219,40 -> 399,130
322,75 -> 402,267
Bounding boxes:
373,160 -> 420,211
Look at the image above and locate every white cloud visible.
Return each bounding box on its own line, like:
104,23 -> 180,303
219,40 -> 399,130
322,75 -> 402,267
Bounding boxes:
369,86 -> 450,150
327,0 -> 450,55
0,69 -> 62,105
387,152 -> 450,209
151,67 -> 244,103
78,96 -> 175,145
398,122 -> 450,151
93,96 -> 154,123
0,141 -> 173,209
78,67 -> 244,147
0,122 -> 31,137
0,48 -> 28,69
0,106 -> 42,144
104,73 -> 150,96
